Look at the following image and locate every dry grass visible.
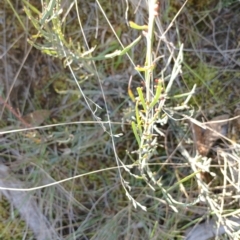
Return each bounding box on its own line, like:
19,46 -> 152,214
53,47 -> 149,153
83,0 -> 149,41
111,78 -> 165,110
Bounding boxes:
0,0 -> 240,239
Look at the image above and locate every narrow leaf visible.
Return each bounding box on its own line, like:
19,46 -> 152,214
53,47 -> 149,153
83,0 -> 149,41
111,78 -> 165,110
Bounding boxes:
39,0 -> 55,25
135,101 -> 142,135
137,87 -> 147,112
129,21 -> 148,30
135,64 -> 155,72
131,121 -> 141,147
104,35 -> 141,58
118,35 -> 141,56
149,80 -> 162,108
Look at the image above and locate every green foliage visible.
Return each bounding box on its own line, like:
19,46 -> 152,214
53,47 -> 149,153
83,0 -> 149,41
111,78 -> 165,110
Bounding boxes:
23,0 -> 142,66
2,0 -> 240,239
221,0 -> 239,7
128,1 -> 197,212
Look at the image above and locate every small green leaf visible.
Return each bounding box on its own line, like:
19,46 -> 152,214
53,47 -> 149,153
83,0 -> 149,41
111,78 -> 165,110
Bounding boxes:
39,0 -> 56,25
103,35 -> 141,59
129,21 -> 148,30
135,64 -> 155,72
119,35 -> 141,56
149,80 -> 162,108
135,101 -> 142,135
167,170 -> 201,193
131,121 -> 141,147
128,86 -> 135,102
137,87 -> 147,112
23,0 -> 41,14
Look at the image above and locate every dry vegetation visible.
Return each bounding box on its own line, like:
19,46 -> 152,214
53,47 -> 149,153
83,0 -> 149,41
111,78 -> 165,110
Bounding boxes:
0,0 -> 240,239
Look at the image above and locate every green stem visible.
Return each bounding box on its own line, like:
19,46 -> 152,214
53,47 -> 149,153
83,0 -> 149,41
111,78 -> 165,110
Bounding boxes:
145,0 -> 157,103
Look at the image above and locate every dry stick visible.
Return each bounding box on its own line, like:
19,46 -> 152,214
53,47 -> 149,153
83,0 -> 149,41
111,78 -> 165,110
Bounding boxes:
0,96 -> 31,128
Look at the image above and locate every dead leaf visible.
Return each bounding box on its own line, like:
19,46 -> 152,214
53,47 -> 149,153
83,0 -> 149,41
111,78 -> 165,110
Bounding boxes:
21,110 -> 50,127
191,114 -> 229,156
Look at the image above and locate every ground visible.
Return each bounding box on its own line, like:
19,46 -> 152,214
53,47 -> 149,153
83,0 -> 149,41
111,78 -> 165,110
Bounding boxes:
0,0 -> 240,239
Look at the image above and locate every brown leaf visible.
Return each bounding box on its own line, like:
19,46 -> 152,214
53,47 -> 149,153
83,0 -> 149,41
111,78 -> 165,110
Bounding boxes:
191,114 -> 229,156
21,110 -> 50,127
